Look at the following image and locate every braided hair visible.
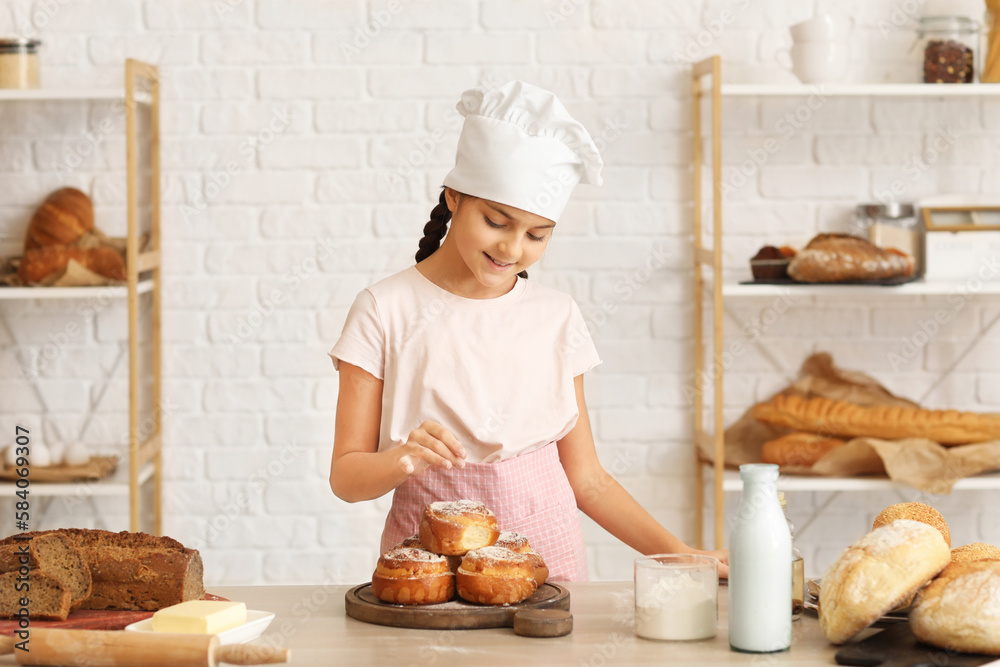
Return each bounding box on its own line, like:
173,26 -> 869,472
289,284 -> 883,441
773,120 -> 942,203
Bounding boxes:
415,188 -> 528,279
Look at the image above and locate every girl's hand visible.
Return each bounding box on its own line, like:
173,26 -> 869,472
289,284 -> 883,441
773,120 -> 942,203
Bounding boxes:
397,420 -> 467,476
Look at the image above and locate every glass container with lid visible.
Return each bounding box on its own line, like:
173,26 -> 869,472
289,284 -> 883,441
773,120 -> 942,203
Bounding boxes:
917,16 -> 980,83
857,202 -> 924,277
0,38 -> 41,89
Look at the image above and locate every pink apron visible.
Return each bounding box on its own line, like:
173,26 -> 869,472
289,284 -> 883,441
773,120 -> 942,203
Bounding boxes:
380,442 -> 589,581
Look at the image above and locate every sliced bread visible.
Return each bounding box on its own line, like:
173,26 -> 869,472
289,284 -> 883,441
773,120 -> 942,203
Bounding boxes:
0,570 -> 71,621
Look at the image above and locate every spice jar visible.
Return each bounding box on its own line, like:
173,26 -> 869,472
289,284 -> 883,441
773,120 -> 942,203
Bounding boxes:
0,38 -> 41,89
917,16 -> 979,83
858,202 -> 925,277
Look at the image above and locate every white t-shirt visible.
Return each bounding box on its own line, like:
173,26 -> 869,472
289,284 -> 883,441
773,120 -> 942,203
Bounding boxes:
329,266 -> 602,463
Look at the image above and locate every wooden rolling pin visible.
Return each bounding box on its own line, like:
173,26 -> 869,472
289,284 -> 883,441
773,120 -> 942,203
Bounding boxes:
0,629 -> 290,666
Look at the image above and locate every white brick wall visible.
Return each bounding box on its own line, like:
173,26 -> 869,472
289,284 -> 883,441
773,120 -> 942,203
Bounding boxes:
1,0 -> 998,586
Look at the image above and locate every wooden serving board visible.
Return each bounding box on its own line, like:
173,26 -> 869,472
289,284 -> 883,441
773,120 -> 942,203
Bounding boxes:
345,582 -> 570,630
835,624 -> 996,667
0,593 -> 228,636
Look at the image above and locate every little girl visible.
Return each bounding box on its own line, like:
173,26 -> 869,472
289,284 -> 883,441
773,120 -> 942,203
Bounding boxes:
329,81 -> 728,580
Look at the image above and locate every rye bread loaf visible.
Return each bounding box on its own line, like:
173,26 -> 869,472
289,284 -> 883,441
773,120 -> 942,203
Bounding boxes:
0,570 -> 71,621
0,533 -> 92,610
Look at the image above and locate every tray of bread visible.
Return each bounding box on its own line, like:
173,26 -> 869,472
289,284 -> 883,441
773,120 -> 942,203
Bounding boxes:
346,500 -> 572,633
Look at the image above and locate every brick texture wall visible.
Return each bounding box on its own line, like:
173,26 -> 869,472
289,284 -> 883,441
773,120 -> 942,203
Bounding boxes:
0,0 -> 997,585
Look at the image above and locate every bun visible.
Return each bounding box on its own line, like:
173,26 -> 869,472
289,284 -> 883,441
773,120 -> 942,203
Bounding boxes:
24,188 -> 94,250
787,233 -> 913,283
872,503 -> 950,548
456,546 -> 537,606
19,245 -> 125,284
419,500 -> 500,556
494,532 -> 548,586
910,560 -> 1000,655
761,432 -> 846,467
950,542 -> 1000,564
752,394 -> 1000,445
819,520 -> 950,644
371,547 -> 455,605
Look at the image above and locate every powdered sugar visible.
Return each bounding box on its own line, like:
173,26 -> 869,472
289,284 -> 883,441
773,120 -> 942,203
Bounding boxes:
429,500 -> 493,516
495,532 -> 529,550
464,545 -> 530,568
382,547 -> 446,563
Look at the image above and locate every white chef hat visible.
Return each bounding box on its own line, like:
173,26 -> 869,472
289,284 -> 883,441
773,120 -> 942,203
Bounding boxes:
442,81 -> 603,223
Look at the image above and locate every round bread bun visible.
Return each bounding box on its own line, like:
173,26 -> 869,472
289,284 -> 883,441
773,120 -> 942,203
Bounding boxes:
494,531 -> 548,586
397,533 -> 461,572
910,560 -> 1000,655
760,432 -> 846,467
419,500 -> 500,556
950,542 -> 1000,564
819,520 -> 950,644
872,502 -> 950,548
456,546 -> 538,606
371,547 -> 455,605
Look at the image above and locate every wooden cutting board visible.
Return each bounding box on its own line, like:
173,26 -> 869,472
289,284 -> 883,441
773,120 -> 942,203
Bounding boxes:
835,624 -> 996,667
0,593 -> 228,636
345,582 -> 570,630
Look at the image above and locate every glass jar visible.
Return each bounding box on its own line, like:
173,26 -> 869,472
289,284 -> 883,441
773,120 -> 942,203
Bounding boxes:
0,38 -> 41,89
857,202 -> 924,277
917,16 -> 979,83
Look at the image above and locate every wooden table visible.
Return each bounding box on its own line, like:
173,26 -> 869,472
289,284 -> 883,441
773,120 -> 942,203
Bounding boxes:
207,582 -> 842,666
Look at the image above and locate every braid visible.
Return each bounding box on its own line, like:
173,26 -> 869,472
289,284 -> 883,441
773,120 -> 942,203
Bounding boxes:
415,189 -> 450,264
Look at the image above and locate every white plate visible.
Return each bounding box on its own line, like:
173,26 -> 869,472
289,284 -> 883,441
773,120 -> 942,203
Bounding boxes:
124,610 -> 275,645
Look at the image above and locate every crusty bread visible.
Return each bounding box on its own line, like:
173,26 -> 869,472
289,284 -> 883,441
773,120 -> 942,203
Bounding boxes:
456,546 -> 537,606
819,520 -> 950,644
18,245 -> 125,284
950,542 -> 1000,564
419,500 -> 500,556
0,571 -> 71,621
0,533 -> 93,610
753,394 -> 1000,445
761,432 -> 847,467
910,560 -> 1000,655
787,233 -> 913,283
24,187 -> 94,250
873,503 -> 950,548
371,547 -> 455,605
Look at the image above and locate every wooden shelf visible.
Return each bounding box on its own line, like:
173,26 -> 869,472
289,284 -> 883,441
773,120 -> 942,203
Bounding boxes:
720,279 -> 1000,297
0,88 -> 151,104
718,468 -> 1000,492
702,81 -> 1000,97
0,278 -> 153,301
0,461 -> 154,497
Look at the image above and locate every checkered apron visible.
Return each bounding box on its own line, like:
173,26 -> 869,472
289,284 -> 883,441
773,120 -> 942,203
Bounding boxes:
380,442 -> 589,581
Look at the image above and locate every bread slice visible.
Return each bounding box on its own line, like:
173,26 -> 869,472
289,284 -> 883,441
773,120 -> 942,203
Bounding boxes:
0,570 -> 71,621
0,533 -> 92,611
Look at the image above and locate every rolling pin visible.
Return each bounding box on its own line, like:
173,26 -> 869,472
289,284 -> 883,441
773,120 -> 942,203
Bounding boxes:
0,629 -> 290,666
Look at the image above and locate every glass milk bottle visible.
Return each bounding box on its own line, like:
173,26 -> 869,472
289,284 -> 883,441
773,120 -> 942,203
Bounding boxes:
729,464 -> 792,653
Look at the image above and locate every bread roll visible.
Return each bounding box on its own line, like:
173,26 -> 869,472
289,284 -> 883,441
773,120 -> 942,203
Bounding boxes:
494,531 -> 548,587
761,432 -> 846,467
910,560 -> 1000,655
752,393 -> 1000,445
24,187 -> 94,250
819,520 -> 950,644
18,245 -> 125,284
787,233 -> 913,283
872,502 -> 950,548
456,546 -> 537,606
419,500 -> 500,556
950,542 -> 1000,564
371,547 -> 455,605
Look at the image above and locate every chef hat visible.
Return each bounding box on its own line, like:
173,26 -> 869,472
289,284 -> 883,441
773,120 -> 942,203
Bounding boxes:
442,81 -> 603,223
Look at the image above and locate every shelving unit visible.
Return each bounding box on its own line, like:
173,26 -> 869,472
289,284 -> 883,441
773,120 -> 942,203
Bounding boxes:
690,55 -> 1000,550
0,60 -> 162,534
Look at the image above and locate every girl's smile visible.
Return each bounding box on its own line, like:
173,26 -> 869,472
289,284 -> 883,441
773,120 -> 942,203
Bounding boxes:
484,252 -> 516,271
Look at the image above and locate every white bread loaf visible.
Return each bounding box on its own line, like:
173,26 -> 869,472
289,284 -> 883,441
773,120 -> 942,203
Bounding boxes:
910,561 -> 1000,655
819,520 -> 950,644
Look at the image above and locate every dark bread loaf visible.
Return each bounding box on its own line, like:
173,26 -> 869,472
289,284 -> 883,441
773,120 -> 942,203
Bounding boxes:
0,533 -> 92,610
0,570 -> 71,621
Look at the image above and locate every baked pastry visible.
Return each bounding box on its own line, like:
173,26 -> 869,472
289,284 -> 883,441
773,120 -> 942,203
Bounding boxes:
910,560 -> 1000,655
752,393 -> 1000,445
456,546 -> 538,606
494,532 -> 548,586
950,542 -> 1000,564
787,233 -> 913,283
819,520 -> 950,644
760,432 -> 846,467
18,245 -> 125,284
419,500 -> 500,556
24,187 -> 94,250
0,533 -> 92,610
872,502 -> 950,548
371,547 -> 455,605
750,245 -> 791,280
396,533 -> 461,573
0,571 -> 71,621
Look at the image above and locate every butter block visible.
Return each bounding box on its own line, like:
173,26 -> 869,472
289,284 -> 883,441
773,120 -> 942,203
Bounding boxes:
151,600 -> 247,634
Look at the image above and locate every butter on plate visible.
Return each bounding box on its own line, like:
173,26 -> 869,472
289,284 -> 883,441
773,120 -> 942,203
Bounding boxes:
151,600 -> 248,634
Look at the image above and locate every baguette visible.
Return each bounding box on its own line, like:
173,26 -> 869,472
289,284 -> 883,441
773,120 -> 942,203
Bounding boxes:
24,187 -> 94,250
760,432 -> 846,467
787,233 -> 913,283
752,394 -> 1000,446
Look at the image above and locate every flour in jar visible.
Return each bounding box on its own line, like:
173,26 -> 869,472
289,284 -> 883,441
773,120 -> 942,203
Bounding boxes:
635,570 -> 717,641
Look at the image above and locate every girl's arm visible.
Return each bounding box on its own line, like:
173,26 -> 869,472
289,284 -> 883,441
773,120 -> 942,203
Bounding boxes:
329,361 -> 466,502
557,374 -> 729,577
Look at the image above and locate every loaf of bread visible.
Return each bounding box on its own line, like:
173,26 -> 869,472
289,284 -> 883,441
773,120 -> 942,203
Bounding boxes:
0,571 -> 71,621
950,542 -> 1000,564
819,520 -> 950,644
787,233 -> 913,283
753,394 -> 1000,445
0,533 -> 92,610
910,561 -> 1000,655
18,245 -> 125,284
24,188 -> 94,250
872,502 -> 950,548
760,432 -> 846,467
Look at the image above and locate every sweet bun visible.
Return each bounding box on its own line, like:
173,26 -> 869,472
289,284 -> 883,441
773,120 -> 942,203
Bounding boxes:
371,547 -> 455,605
872,502 -> 950,548
494,531 -> 548,586
419,500 -> 500,556
456,546 -> 537,606
819,520 -> 950,644
910,560 -> 1000,655
760,432 -> 846,467
950,542 -> 1000,564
